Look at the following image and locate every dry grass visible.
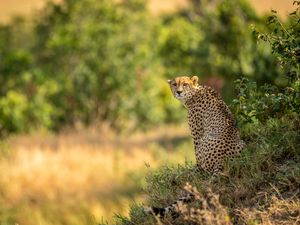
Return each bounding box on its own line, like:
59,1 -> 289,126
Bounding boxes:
0,125 -> 193,224
142,183 -> 300,225
0,0 -> 295,23
0,0 -> 62,23
249,0 -> 295,17
148,0 -> 189,16
146,183 -> 231,225
178,183 -> 231,225
239,195 -> 300,225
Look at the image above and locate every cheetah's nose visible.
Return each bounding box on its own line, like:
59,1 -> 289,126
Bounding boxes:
176,90 -> 183,95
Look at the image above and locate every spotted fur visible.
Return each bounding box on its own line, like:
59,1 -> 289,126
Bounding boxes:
168,76 -> 244,172
145,76 -> 244,217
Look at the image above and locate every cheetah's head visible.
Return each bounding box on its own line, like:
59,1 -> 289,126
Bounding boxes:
168,76 -> 199,101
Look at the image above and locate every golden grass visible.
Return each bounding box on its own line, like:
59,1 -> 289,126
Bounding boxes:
0,0 -> 62,23
0,0 -> 295,23
249,0 -> 295,17
0,125 -> 193,224
178,183 -> 231,225
239,195 -> 300,224
148,0 -> 189,16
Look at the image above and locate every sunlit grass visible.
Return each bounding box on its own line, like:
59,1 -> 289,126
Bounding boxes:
0,124 -> 194,224
0,0 -> 294,23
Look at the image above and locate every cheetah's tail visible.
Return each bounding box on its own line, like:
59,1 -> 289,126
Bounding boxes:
144,193 -> 194,218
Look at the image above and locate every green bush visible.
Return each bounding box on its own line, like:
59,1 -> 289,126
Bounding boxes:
158,0 -> 282,102
233,2 -> 300,125
0,0 -> 294,135
232,77 -> 299,124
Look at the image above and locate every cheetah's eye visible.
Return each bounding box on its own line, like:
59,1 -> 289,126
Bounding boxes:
183,83 -> 188,86
172,83 -> 177,87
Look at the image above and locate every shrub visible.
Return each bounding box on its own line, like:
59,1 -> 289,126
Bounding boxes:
233,1 -> 300,125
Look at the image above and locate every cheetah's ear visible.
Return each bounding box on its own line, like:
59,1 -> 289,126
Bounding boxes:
191,76 -> 199,86
167,80 -> 171,84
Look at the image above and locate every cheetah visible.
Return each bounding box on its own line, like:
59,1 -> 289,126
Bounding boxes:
169,75 -> 244,172
145,76 -> 244,217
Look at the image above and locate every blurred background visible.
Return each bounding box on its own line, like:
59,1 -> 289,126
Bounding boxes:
0,0 -> 295,224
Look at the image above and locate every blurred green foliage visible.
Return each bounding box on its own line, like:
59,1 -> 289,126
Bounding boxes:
233,1 -> 300,125
0,0 -> 295,135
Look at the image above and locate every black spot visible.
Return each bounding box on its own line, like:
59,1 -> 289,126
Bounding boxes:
151,207 -> 166,217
